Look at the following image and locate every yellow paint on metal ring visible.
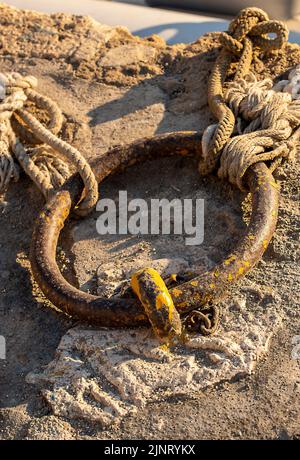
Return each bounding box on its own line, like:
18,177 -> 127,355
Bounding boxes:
131,268 -> 182,343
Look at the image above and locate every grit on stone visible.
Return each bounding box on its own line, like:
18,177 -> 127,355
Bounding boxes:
26,303 -> 282,427
0,2 -> 299,440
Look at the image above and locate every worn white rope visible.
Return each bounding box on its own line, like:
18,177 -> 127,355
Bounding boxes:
202,65 -> 300,190
0,72 -> 98,215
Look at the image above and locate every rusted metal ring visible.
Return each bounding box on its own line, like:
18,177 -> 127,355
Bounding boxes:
30,131 -> 279,326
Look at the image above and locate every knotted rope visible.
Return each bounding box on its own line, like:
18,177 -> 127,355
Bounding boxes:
218,69 -> 300,189
200,7 -> 293,187
0,72 -> 98,215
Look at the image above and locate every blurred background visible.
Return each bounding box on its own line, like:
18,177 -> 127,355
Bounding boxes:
4,0 -> 300,44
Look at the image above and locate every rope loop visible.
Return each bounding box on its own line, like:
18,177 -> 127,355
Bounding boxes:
250,20 -> 289,51
0,71 -> 98,216
218,7 -> 287,57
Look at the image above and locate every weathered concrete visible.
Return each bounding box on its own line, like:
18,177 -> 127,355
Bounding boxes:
0,2 -> 299,440
27,298 -> 281,426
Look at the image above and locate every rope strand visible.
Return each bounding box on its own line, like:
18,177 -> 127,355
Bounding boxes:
0,72 -> 98,215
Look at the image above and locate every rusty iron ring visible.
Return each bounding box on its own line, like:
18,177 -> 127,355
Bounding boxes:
30,131 -> 279,326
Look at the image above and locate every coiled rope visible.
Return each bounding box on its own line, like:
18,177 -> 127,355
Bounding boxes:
200,7 -> 299,189
0,72 -> 98,215
218,69 -> 300,189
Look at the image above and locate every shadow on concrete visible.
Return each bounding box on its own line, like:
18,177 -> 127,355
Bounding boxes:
133,20 -> 228,44
288,30 -> 300,44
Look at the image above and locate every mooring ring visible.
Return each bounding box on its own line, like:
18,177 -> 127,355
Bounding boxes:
30,131 -> 279,326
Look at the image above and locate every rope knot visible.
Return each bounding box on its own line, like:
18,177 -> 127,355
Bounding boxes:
217,68 -> 300,190
219,33 -> 244,56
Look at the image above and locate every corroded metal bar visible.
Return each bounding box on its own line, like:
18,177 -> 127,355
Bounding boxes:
168,161 -> 280,311
131,267 -> 182,341
30,131 -> 279,325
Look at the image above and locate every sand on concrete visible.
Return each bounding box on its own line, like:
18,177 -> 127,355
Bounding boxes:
0,3 -> 299,439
